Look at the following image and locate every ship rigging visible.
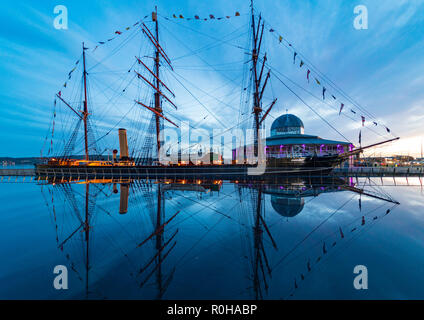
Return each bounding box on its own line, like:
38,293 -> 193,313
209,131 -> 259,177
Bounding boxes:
37,2 -> 399,177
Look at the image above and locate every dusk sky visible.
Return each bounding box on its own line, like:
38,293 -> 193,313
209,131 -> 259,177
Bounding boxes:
1,0 -> 424,157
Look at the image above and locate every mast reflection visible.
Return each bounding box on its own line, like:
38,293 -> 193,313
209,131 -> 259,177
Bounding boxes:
40,176 -> 398,299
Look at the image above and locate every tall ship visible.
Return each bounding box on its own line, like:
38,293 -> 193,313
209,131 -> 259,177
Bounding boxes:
36,2 -> 398,178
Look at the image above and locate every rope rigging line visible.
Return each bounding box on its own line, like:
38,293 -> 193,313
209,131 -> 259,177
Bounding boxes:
166,70 -> 228,129
260,16 -> 397,137
271,71 -> 353,144
159,14 -> 250,55
265,61 -> 388,140
159,19 -> 249,96
271,194 -> 356,272
88,25 -> 144,72
284,201 -> 399,299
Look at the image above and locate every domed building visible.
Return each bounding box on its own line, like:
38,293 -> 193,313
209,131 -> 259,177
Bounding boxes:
231,113 -> 353,168
270,114 -> 304,136
265,113 -> 352,162
271,196 -> 305,218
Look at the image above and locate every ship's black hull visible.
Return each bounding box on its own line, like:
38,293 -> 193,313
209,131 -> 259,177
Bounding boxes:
35,155 -> 344,180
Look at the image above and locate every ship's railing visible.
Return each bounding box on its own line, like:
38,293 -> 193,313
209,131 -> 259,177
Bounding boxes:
266,151 -> 341,158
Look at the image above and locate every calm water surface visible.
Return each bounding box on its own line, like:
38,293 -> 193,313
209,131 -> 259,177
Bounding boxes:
0,177 -> 423,299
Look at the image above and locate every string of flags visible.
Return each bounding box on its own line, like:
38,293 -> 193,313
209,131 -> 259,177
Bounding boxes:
164,11 -> 241,21
269,26 -> 392,135
92,18 -> 146,52
59,58 -> 80,93
287,207 -> 394,298
57,17 -> 150,96
55,12 -> 239,97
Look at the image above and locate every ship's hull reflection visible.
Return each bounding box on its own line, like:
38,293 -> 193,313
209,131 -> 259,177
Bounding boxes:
41,176 -> 398,299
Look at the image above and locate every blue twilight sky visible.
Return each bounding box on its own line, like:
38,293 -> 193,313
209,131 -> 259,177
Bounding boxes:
1,0 -> 424,157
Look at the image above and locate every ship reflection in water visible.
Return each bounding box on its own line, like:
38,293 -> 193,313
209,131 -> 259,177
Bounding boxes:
2,176 -> 424,300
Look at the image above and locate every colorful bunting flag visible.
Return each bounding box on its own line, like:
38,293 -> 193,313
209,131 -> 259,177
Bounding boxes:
195,15 -> 200,19
315,78 -> 321,85
361,216 -> 365,225
209,14 -> 215,19
235,12 -> 240,16
359,130 -> 362,145
385,127 -> 391,133
339,227 -> 344,238
351,109 -> 356,114
307,69 -> 310,82
361,116 -> 365,126
300,60 -> 304,68
339,103 -> 344,115
68,67 -> 76,76
279,35 -> 283,43
332,95 -> 336,100
293,52 -> 297,64
322,87 -> 326,100
179,14 -> 184,19
269,28 -> 274,32
373,121 -> 378,126
115,31 -> 122,35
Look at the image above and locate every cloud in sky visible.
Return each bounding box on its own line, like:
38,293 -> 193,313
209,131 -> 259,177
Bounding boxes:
1,0 -> 424,157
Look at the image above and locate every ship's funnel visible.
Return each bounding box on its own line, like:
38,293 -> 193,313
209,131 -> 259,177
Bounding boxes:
112,149 -> 118,163
118,129 -> 129,160
119,184 -> 129,214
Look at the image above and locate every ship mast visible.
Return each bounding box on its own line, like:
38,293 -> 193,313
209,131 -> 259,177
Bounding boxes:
251,2 -> 260,156
250,1 -> 274,158
153,6 -> 162,159
135,8 -> 178,165
82,43 -> 89,161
